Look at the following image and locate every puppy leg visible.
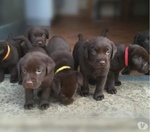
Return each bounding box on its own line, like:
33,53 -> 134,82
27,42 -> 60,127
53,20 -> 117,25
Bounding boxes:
93,76 -> 107,101
24,89 -> 34,110
39,87 -> 51,110
59,94 -> 74,105
9,66 -> 18,83
0,67 -> 5,82
115,72 -> 121,86
106,71 -> 117,94
80,75 -> 89,97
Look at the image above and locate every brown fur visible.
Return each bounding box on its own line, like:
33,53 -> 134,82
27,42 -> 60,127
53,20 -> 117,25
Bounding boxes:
17,47 -> 55,110
26,27 -> 49,48
73,34 -> 117,101
45,36 -> 82,105
106,44 -> 149,94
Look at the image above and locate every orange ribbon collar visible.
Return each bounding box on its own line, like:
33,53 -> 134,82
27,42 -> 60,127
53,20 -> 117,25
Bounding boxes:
125,47 -> 129,67
2,45 -> 10,61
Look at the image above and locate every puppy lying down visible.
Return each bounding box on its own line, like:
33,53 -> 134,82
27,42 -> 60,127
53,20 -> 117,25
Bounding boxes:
45,36 -> 82,105
122,30 -> 149,75
17,47 -> 55,110
106,44 -> 149,94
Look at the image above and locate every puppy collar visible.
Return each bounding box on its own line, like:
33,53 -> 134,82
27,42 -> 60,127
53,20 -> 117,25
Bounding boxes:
2,45 -> 10,61
55,66 -> 71,74
125,47 -> 129,67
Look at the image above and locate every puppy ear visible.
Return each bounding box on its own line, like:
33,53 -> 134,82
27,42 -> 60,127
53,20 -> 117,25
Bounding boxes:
110,41 -> 117,59
45,57 -> 55,75
83,41 -> 89,58
45,29 -> 49,39
17,59 -> 23,85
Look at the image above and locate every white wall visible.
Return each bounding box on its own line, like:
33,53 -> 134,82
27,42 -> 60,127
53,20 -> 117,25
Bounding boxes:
60,0 -> 79,15
25,0 -> 54,26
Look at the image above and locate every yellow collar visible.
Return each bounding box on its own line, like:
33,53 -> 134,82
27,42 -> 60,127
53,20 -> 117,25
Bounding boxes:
55,66 -> 71,74
2,45 -> 11,61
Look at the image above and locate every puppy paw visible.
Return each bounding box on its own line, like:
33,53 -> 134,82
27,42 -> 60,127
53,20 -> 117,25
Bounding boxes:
39,102 -> 49,110
93,94 -> 104,101
115,81 -> 121,86
107,88 -> 117,94
62,98 -> 74,105
80,91 -> 89,97
24,102 -> 34,110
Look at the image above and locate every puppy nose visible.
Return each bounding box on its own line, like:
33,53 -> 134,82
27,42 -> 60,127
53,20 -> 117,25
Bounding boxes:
99,60 -> 106,65
26,80 -> 33,88
38,41 -> 42,44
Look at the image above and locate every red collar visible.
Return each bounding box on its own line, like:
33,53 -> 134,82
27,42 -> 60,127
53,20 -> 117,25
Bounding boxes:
125,47 -> 129,67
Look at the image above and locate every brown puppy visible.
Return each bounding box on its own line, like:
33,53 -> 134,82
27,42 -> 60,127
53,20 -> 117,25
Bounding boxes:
106,44 -> 149,94
122,31 -> 149,75
45,36 -> 82,105
26,27 -> 49,48
0,36 -> 23,83
17,47 -> 55,110
73,34 -> 117,101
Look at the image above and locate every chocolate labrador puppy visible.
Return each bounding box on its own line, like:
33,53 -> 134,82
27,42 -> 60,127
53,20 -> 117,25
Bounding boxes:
17,45 -> 55,110
45,36 -> 82,105
26,27 -> 49,48
73,34 -> 117,101
106,44 -> 149,94
122,31 -> 149,75
0,35 -> 24,83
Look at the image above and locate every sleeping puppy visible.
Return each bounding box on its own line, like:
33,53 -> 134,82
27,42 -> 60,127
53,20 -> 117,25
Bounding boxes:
73,34 -> 117,101
0,39 -> 21,83
17,47 -> 55,110
122,31 -> 149,75
106,44 -> 149,94
45,36 -> 82,105
26,27 -> 49,48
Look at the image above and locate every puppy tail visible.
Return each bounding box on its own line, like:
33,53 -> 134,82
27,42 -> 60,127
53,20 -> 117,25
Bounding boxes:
13,36 -> 33,49
100,28 -> 109,37
78,34 -> 84,41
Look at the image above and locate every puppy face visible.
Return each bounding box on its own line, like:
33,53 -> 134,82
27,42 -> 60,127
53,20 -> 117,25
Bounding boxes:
83,37 -> 117,69
130,45 -> 149,73
26,27 -> 49,47
18,52 -> 55,89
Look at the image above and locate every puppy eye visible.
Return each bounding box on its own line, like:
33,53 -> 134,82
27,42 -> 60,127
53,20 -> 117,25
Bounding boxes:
106,51 -> 110,55
36,69 -> 42,74
22,68 -> 26,73
42,34 -> 45,38
91,50 -> 97,55
32,35 -> 35,38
